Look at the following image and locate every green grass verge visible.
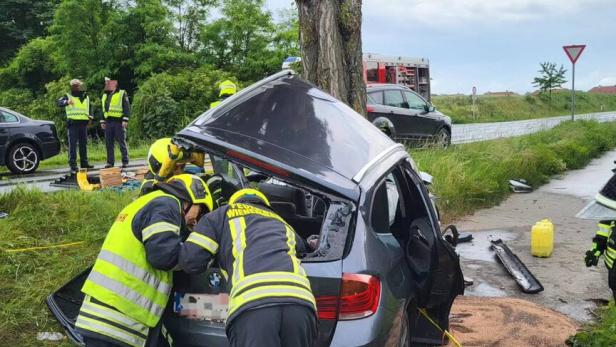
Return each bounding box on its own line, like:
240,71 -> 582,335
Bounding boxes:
38,141 -> 150,170
432,91 -> 616,124
0,188 -> 137,346
569,302 -> 616,346
410,120 -> 616,221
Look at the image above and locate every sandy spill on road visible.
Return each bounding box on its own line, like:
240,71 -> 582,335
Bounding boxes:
450,296 -> 578,346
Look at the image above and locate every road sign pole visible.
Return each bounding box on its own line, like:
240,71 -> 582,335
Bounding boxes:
571,62 -> 575,121
563,44 -> 586,121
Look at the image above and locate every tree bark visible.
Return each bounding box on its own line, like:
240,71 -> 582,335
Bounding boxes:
296,0 -> 366,117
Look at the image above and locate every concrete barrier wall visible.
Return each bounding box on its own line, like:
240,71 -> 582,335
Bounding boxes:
451,112 -> 616,144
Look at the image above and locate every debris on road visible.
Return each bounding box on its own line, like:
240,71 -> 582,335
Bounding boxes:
36,332 -> 64,341
458,233 -> 473,243
450,296 -> 578,347
509,178 -> 533,193
490,239 -> 544,294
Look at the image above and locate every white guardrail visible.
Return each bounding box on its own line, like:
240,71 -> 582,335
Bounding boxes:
451,111 -> 616,144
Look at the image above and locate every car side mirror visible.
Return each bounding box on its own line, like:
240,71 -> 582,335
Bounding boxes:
424,104 -> 435,112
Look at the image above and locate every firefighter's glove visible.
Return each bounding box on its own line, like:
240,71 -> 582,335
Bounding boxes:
206,175 -> 226,208
585,248 -> 602,267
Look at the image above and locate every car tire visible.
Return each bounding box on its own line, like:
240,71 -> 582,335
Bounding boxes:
379,125 -> 393,139
434,128 -> 451,147
7,142 -> 40,174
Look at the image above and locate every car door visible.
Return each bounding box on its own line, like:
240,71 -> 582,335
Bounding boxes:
0,111 -> 20,164
403,91 -> 440,138
367,168 -> 415,344
398,163 -> 464,345
382,89 -> 419,139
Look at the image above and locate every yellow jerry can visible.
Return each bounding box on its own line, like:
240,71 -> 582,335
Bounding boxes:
531,219 -> 554,257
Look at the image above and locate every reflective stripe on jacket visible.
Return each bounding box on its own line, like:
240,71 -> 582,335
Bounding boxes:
80,190 -> 180,328
102,90 -> 126,118
180,202 -> 316,326
598,222 -> 616,269
66,93 -> 90,120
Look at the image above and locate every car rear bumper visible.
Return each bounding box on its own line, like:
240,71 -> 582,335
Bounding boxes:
41,140 -> 61,159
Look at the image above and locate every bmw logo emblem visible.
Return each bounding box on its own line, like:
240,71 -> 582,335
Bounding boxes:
209,272 -> 222,288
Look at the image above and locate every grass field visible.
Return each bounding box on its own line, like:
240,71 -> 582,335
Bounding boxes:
2,121 -> 616,345
411,120 -> 616,221
432,91 -> 616,124
0,188 -> 137,346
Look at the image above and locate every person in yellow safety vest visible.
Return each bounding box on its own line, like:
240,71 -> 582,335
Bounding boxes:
179,188 -> 319,347
140,138 -> 205,196
209,80 -> 237,109
75,174 -> 213,347
101,78 -> 130,169
585,172 -> 616,301
57,79 -> 94,173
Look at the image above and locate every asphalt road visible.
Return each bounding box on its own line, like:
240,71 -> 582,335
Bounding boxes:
452,111 -> 616,144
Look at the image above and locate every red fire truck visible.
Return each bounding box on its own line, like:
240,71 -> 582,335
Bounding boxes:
363,53 -> 431,101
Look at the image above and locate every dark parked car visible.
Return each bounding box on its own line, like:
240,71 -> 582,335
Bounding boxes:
0,107 -> 61,174
366,84 -> 452,145
47,71 -> 464,346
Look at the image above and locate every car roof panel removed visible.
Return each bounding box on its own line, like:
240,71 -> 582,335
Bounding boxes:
180,71 -> 402,198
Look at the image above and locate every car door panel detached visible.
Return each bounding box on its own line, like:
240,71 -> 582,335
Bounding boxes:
383,90 -> 419,138
403,91 -> 436,136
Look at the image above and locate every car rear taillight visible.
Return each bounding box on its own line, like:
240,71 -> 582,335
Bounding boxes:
316,273 -> 381,321
226,150 -> 289,177
366,106 -> 375,113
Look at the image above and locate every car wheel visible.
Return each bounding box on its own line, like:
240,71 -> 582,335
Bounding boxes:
379,125 -> 393,138
434,128 -> 451,147
7,143 -> 40,174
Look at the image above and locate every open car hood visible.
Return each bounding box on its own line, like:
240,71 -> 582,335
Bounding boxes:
177,71 -> 399,200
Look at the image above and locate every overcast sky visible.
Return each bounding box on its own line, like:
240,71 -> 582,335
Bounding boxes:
266,0 -> 616,94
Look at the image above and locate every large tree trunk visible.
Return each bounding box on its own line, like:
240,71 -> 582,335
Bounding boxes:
296,0 -> 366,117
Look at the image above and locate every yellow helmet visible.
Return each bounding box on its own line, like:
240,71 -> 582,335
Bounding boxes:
218,80 -> 237,97
165,174 -> 214,212
229,188 -> 270,207
148,138 -> 184,180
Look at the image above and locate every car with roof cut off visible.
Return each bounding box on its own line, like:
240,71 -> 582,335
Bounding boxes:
47,70 -> 464,347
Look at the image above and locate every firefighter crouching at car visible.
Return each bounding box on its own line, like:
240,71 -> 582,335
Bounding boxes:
585,172 -> 616,301
209,80 -> 237,109
179,188 -> 318,347
140,138 -> 204,196
76,174 -> 213,347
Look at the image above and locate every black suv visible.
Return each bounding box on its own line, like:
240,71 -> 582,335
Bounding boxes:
366,84 -> 452,145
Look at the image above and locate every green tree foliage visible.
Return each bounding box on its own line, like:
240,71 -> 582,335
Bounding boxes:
0,0 -> 60,64
132,66 -> 237,139
200,0 -> 292,82
165,0 -> 217,52
49,0 -> 114,84
0,0 -> 299,142
0,38 -> 61,94
532,62 -> 567,100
